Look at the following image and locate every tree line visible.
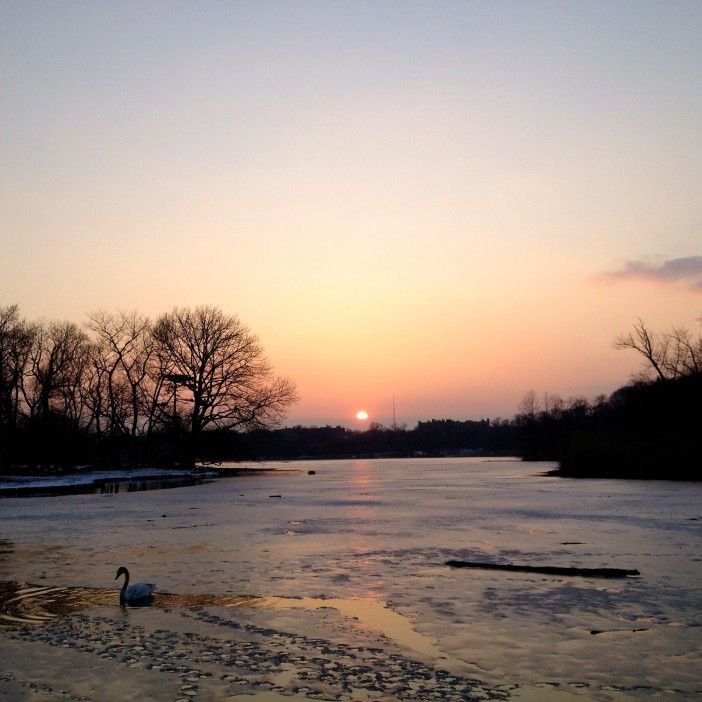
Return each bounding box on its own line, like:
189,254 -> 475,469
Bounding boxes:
211,418 -> 520,462
514,319 -> 701,479
2,309 -> 698,478
0,304 -> 296,469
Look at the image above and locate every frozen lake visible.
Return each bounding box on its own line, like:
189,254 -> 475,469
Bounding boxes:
1,457 -> 700,700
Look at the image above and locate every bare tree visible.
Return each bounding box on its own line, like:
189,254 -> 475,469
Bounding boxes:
21,321 -> 90,422
151,306 -> 297,441
667,326 -> 702,376
566,395 -> 589,417
616,318 -> 702,381
0,306 -> 31,422
0,305 -> 35,465
615,319 -> 669,380
86,310 -> 159,437
0,304 -> 299,467
517,390 -> 539,421
542,393 -> 565,419
80,341 -> 110,436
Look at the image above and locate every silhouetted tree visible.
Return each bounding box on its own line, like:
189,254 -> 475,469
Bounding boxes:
21,321 -> 90,422
616,318 -> 702,380
666,325 -> 702,376
151,306 -> 297,444
86,310 -> 160,438
0,305 -> 34,467
517,390 -> 539,420
0,303 -> 301,469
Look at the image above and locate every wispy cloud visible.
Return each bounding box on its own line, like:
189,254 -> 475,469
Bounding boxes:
599,256 -> 702,292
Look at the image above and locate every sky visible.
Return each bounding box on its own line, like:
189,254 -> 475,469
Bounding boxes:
1,1 -> 701,426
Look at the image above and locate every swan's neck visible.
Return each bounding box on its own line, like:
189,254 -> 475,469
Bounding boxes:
119,570 -> 130,603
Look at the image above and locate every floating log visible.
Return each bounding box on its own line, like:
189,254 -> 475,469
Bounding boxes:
590,628 -> 649,635
445,560 -> 639,578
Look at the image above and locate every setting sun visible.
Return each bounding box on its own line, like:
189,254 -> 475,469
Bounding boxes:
355,410 -> 369,421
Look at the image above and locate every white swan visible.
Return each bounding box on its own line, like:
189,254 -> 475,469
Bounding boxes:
115,566 -> 155,606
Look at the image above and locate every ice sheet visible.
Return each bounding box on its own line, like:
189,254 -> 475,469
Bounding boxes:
1,458 -> 700,700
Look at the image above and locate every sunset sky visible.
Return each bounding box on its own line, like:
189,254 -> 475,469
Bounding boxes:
1,2 -> 700,426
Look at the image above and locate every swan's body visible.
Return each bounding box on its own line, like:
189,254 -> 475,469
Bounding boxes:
115,566 -> 155,606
